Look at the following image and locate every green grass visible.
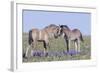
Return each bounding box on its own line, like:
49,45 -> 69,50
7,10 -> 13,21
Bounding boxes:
22,33 -> 91,62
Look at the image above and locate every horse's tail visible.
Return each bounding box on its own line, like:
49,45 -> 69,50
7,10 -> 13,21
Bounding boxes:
80,32 -> 84,42
28,30 -> 33,45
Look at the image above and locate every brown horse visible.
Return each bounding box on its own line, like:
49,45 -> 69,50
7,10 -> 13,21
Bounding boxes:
60,25 -> 84,53
25,24 -> 61,58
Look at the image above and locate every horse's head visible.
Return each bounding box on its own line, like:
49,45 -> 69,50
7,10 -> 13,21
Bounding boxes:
53,25 -> 61,38
45,24 -> 62,38
59,25 -> 70,36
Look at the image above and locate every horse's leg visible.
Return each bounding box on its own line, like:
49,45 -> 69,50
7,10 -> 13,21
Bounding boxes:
68,40 -> 70,52
43,39 -> 50,56
25,44 -> 31,58
74,41 -> 78,52
43,41 -> 46,54
47,42 -> 50,49
32,40 -> 37,49
65,40 -> 69,52
43,41 -> 47,56
31,40 -> 37,56
25,40 -> 36,58
77,39 -> 80,52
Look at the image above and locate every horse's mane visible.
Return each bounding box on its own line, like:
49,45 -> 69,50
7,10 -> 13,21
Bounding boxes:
45,24 -> 57,29
60,25 -> 70,30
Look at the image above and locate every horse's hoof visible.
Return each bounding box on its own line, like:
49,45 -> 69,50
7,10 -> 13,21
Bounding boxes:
70,54 -> 73,56
23,54 -> 28,59
44,52 -> 48,57
23,53 -> 26,58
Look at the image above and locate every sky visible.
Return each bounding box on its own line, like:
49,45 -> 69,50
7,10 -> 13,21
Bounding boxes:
23,10 -> 91,35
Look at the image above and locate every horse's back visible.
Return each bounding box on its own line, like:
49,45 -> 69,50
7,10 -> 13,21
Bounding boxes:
71,29 -> 82,38
72,29 -> 81,33
31,28 -> 48,41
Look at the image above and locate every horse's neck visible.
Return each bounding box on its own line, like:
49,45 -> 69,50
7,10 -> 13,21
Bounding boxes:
44,28 -> 54,38
45,27 -> 52,32
63,28 -> 72,37
64,28 -> 71,32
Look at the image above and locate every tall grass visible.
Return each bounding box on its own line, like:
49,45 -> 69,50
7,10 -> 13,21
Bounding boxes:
22,33 -> 91,62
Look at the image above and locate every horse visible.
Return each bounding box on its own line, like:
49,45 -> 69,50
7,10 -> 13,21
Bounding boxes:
24,24 -> 61,58
59,25 -> 84,53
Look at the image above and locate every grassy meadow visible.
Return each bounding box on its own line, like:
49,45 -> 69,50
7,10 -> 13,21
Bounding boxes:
22,33 -> 91,62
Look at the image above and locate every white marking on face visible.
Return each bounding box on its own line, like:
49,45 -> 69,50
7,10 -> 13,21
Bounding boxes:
59,27 -> 61,34
57,27 -> 61,36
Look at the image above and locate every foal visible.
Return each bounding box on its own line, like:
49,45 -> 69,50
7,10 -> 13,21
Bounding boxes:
25,24 -> 61,58
60,25 -> 84,53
